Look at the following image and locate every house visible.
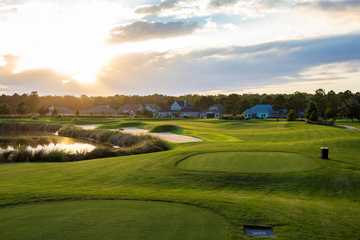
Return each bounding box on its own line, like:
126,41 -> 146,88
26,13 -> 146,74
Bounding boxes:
144,104 -> 161,114
170,100 -> 186,111
81,105 -> 117,115
120,104 -> 144,117
48,105 -> 73,116
157,100 -> 201,118
203,104 -> 224,119
243,104 -> 273,119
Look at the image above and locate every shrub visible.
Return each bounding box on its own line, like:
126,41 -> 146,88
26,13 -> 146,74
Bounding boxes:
287,109 -> 297,121
306,101 -> 319,122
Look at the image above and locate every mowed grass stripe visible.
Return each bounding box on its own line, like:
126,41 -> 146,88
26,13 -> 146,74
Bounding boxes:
178,152 -> 321,173
0,200 -> 230,240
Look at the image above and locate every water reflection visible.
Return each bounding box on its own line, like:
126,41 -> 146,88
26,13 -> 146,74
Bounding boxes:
0,136 -> 96,154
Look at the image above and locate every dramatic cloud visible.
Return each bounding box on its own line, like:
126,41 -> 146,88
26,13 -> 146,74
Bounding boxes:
0,54 -> 90,95
310,0 -> 360,11
2,0 -> 360,95
135,0 -> 180,15
98,33 -> 360,94
2,33 -> 360,95
109,21 -> 200,43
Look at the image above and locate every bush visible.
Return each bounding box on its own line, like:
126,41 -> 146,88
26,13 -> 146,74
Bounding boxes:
306,102 -> 319,122
287,109 -> 297,121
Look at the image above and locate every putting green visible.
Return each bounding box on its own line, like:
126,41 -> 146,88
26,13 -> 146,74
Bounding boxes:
178,152 -> 320,173
0,200 -> 229,240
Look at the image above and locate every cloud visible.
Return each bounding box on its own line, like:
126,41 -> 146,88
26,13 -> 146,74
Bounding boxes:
0,55 -> 88,95
99,33 -> 360,94
296,0 -> 360,22
109,20 -> 200,43
2,33 -> 360,95
310,0 -> 360,11
135,0 -> 180,15
209,0 -> 240,8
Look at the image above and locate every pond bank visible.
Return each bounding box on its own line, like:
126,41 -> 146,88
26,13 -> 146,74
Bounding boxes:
0,123 -> 170,163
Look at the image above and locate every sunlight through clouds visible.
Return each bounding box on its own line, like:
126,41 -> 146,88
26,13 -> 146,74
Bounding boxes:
0,0 -> 360,94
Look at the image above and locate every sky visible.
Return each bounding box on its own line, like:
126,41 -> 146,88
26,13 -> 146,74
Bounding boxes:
0,0 -> 360,96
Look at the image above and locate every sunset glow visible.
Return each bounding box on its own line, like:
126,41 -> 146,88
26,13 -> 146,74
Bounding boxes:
1,0 -> 360,94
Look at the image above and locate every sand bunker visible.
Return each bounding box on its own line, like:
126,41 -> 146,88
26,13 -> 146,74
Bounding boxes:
76,124 -> 99,130
120,127 -> 202,143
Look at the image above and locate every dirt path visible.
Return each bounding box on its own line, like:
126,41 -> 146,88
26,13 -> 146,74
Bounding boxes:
339,125 -> 360,131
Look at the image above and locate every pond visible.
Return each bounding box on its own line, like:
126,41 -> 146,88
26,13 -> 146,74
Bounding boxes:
0,136 -> 96,154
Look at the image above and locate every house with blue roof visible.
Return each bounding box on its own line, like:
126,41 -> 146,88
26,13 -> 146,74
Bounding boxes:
243,104 -> 273,119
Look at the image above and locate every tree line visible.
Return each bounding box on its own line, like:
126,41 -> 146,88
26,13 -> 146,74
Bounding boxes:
0,89 -> 359,120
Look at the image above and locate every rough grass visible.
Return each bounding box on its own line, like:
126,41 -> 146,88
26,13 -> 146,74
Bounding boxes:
0,118 -> 359,239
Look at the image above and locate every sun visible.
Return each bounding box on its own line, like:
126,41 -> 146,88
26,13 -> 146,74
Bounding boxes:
2,1 -> 130,85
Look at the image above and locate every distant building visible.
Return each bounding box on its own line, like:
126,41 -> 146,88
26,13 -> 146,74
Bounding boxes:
203,104 -> 224,119
157,100 -> 201,118
120,104 -> 144,117
48,105 -> 73,116
243,104 -> 273,119
81,105 -> 117,115
144,104 -> 161,114
243,104 -> 288,119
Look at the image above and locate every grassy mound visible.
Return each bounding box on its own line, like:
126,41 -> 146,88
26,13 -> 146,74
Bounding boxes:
0,200 -> 229,240
178,152 -> 321,173
150,124 -> 182,133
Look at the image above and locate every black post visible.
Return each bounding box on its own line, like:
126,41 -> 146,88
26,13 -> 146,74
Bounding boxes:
321,147 -> 329,160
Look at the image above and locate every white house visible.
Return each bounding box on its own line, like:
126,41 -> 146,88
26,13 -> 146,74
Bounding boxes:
170,101 -> 186,111
203,104 -> 224,118
157,100 -> 201,118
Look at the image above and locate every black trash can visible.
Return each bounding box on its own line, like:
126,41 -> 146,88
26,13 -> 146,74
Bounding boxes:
321,147 -> 329,160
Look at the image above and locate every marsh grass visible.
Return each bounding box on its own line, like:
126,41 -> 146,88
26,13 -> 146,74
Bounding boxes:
0,147 -> 118,163
58,126 -> 169,154
0,123 -> 169,163
0,122 -> 62,133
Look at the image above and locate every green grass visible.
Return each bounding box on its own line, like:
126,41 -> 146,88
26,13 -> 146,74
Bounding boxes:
0,200 -> 229,240
0,117 -> 359,239
178,152 -> 321,173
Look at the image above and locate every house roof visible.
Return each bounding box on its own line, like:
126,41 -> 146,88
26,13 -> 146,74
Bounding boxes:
208,104 -> 224,113
244,104 -> 273,115
173,100 -> 186,107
